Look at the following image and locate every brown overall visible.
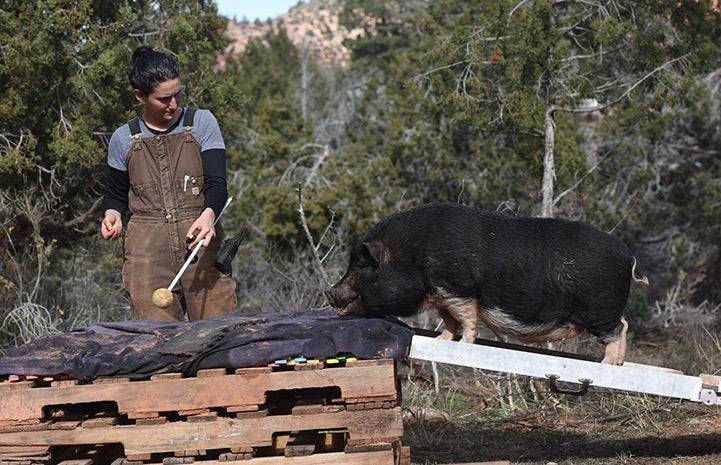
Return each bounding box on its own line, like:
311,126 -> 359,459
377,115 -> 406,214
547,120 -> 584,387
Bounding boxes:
123,110 -> 237,321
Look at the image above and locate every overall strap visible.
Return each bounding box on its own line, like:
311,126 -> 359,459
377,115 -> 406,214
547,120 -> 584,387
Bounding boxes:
183,108 -> 197,130
128,117 -> 142,139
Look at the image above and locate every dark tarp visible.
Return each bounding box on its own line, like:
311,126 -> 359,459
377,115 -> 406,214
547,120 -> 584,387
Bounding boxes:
0,311 -> 414,382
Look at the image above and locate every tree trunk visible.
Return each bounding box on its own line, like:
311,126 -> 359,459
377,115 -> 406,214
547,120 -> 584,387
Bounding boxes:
540,105 -> 556,218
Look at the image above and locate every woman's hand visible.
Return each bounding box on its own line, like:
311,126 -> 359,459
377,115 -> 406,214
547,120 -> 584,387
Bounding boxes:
186,208 -> 216,248
101,209 -> 123,240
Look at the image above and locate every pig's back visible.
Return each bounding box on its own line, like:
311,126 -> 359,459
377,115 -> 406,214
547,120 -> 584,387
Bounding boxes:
374,203 -> 634,325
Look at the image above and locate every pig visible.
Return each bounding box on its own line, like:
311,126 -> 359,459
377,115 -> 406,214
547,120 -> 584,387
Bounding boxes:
325,203 -> 649,365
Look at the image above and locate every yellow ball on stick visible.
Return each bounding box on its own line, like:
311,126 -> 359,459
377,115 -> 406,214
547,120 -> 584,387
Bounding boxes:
152,288 -> 173,308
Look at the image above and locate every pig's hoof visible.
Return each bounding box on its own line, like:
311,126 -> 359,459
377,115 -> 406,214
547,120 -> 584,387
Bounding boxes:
601,356 -> 624,365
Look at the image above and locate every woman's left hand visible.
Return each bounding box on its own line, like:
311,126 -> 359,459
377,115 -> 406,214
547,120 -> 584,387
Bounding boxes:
186,208 -> 216,248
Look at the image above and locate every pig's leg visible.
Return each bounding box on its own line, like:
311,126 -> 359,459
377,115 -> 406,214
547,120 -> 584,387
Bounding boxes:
440,298 -> 479,343
437,307 -> 459,340
600,318 -> 628,365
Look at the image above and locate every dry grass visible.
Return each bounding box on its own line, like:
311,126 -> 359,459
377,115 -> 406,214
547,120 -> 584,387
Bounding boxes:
400,308 -> 721,465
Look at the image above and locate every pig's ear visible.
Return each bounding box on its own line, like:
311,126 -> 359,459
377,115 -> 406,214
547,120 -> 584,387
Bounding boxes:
362,239 -> 388,267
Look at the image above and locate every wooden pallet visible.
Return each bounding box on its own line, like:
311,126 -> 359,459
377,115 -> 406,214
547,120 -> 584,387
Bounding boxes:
0,359 -> 408,464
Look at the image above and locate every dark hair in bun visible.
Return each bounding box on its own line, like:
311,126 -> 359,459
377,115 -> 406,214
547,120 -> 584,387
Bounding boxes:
128,46 -> 180,96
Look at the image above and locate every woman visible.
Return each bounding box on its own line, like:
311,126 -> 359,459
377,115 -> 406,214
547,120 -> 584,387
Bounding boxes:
101,46 -> 236,321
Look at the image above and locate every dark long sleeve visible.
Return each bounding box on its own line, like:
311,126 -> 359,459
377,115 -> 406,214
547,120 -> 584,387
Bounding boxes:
201,148 -> 228,218
101,166 -> 129,215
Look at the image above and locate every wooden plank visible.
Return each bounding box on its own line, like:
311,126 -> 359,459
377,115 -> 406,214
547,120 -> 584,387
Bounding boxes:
235,366 -> 273,375
318,430 -> 347,452
91,377 -> 131,385
51,379 -> 80,388
0,407 -> 403,457
344,442 -> 392,453
0,380 -> 36,391
160,458 -> 193,464
226,404 -> 261,413
113,449 -> 400,464
0,444 -> 50,460
0,421 -> 47,433
177,408 -> 210,417
150,373 -> 183,380
291,398 -> 325,415
22,443 -> 124,464
126,411 -> 159,420
185,449 -> 396,464
47,420 -> 81,430
196,368 -> 227,378
434,462 -> 511,465
347,436 -> 403,447
284,430 -> 317,457
187,412 -> 218,423
346,359 -> 394,368
81,417 -> 118,428
399,445 -> 411,465
135,417 -> 167,426
0,362 -> 397,424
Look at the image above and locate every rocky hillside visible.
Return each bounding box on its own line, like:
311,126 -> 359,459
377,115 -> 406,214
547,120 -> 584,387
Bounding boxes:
222,0 -> 362,64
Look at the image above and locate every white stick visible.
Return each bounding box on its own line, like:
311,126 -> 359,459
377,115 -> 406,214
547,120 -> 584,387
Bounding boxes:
168,239 -> 204,291
165,196 -> 233,291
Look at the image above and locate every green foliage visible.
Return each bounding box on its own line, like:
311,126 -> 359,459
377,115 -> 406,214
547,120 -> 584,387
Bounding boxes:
218,28 -> 317,256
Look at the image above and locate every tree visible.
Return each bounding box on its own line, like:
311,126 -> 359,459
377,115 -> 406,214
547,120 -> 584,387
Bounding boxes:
415,0 -> 721,217
221,28 -> 316,252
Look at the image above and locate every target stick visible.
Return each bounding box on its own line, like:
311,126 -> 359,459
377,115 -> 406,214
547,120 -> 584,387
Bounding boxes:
152,197 -> 233,308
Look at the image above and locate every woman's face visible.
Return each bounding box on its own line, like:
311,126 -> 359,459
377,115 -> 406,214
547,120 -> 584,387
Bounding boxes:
134,78 -> 183,128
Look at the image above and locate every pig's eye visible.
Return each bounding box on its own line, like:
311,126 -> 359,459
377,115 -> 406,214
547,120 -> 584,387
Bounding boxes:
357,253 -> 379,269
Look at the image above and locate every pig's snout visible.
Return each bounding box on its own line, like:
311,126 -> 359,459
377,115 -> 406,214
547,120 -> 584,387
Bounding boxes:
324,287 -> 351,308
324,289 -> 339,308
325,285 -> 362,316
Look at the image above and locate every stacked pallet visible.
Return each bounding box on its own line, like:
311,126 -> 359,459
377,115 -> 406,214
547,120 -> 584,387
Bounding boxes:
0,358 -> 409,464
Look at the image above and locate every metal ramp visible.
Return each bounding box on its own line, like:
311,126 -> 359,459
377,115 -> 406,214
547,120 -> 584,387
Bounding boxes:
408,333 -> 721,405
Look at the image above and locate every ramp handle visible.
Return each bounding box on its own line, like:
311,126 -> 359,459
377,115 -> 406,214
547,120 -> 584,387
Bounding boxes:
547,374 -> 592,396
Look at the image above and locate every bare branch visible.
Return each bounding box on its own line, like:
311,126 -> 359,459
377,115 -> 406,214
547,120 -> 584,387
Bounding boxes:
296,183 -> 332,286
63,197 -> 103,231
557,53 -> 694,115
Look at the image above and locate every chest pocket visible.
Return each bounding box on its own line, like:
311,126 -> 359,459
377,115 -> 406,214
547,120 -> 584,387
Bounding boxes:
177,175 -> 205,197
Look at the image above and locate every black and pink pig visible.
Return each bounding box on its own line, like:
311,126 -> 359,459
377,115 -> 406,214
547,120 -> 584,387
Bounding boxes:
325,203 -> 648,365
